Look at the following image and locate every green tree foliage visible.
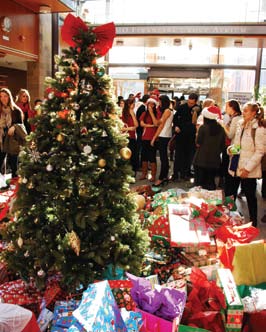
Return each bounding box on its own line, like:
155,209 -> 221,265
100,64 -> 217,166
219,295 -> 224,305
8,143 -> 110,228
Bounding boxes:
1,21 -> 149,291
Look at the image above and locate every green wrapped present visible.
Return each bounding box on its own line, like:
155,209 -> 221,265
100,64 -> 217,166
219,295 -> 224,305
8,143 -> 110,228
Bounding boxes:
217,268 -> 244,332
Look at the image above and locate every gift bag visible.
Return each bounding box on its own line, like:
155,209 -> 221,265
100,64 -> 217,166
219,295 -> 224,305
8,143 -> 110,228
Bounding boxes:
137,308 -> 178,332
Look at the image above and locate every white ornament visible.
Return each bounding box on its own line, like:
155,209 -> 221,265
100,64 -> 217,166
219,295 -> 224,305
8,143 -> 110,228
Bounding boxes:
101,130 -> 108,137
37,269 -> 45,277
110,236 -> 115,241
48,92 -> 54,99
17,236 -> 23,248
83,145 -> 92,155
46,164 -> 53,172
22,177 -> 28,184
73,103 -> 80,110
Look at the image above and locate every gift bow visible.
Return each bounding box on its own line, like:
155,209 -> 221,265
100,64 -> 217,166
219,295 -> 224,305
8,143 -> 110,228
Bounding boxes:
61,13 -> 116,56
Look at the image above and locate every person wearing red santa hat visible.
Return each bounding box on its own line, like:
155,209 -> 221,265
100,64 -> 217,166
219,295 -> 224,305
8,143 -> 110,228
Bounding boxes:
193,105 -> 226,190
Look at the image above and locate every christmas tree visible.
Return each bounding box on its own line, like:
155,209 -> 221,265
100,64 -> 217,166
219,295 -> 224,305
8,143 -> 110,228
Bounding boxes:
1,14 -> 149,291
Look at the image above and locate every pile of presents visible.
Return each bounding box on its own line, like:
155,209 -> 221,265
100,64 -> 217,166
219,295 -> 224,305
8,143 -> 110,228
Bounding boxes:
0,185 -> 266,331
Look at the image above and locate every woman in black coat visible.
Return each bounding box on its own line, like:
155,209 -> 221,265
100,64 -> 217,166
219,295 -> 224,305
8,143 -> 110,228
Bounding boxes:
193,106 -> 226,190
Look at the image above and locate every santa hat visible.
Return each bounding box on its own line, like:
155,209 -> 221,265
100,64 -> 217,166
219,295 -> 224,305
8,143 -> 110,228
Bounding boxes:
202,105 -> 221,120
147,98 -> 158,106
134,92 -> 142,99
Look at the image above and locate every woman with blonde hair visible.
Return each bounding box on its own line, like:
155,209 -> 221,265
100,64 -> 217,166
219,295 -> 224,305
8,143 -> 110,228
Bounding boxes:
15,88 -> 33,134
0,88 -> 25,178
226,102 -> 264,227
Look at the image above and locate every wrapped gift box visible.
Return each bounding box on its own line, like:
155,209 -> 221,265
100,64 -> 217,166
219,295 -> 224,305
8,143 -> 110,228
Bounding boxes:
0,279 -> 42,317
51,300 -> 82,331
107,280 -> 136,311
217,268 -> 244,332
168,204 -> 211,247
73,280 -> 127,331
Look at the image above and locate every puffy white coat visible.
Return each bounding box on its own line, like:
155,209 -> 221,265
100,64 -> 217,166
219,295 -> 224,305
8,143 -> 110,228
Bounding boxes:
228,118 -> 265,178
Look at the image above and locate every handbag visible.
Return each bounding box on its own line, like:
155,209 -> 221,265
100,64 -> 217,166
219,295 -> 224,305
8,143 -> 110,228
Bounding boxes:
229,154 -> 240,172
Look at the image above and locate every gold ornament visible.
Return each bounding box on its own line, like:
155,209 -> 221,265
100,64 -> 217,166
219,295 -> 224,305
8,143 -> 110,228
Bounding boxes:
36,107 -> 42,116
68,230 -> 80,256
17,235 -> 23,248
56,134 -> 64,142
120,147 -> 132,160
98,158 -> 106,168
78,186 -> 87,196
135,194 -> 146,211
27,182 -> 34,189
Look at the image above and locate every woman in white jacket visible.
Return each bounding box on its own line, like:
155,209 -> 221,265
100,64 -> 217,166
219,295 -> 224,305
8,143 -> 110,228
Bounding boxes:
227,102 -> 264,227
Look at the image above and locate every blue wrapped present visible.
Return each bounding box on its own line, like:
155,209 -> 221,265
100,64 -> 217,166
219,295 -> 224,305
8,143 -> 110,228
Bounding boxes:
51,300 -> 84,332
120,308 -> 143,331
73,280 -> 127,332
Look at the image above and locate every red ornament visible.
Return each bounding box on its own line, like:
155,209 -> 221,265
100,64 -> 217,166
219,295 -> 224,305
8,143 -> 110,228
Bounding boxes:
61,92 -> 68,98
58,109 -> 70,119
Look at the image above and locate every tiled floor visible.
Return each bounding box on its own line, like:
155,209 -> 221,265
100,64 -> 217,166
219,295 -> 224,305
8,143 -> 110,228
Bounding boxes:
132,161 -> 266,239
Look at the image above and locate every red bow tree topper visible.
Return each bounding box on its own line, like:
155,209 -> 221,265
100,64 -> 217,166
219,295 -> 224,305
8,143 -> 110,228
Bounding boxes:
61,13 -> 116,57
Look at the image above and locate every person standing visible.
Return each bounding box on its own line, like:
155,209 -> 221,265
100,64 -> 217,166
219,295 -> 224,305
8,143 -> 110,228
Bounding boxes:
121,99 -> 139,176
226,102 -> 264,227
151,95 -> 173,186
139,98 -> 160,182
0,88 -> 25,178
15,88 -> 33,134
135,94 -> 150,171
222,99 -> 242,193
172,93 -> 200,181
193,106 -> 226,190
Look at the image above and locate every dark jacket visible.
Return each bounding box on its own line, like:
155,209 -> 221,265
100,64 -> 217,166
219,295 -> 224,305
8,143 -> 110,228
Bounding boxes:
193,121 -> 226,169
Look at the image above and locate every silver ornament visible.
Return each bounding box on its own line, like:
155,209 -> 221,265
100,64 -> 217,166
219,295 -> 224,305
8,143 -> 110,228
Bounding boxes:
73,103 -> 80,110
46,164 -> 53,172
83,145 -> 92,155
48,92 -> 54,99
37,269 -> 46,278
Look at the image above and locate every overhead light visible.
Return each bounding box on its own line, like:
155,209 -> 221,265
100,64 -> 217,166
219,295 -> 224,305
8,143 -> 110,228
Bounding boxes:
39,5 -> 51,14
116,40 -> 124,46
173,38 -> 182,46
188,40 -> 193,50
234,39 -> 243,47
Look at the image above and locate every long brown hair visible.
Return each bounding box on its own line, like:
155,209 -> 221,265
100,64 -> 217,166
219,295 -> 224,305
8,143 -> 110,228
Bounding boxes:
0,88 -> 20,111
122,98 -> 134,122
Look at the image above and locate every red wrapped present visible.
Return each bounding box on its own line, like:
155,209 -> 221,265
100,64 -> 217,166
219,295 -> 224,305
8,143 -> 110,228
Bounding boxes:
107,280 -> 136,311
0,279 -> 42,317
148,215 -> 170,241
153,262 -> 180,283
0,262 -> 9,285
43,275 -> 66,311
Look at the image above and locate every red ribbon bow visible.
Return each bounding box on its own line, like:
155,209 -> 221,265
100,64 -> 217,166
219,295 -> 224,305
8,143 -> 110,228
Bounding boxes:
61,13 -> 116,56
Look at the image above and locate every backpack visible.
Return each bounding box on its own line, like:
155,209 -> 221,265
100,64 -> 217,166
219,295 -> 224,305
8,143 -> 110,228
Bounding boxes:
251,128 -> 266,172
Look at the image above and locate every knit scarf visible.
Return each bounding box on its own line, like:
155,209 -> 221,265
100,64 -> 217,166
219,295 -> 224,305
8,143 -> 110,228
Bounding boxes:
0,106 -> 12,151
